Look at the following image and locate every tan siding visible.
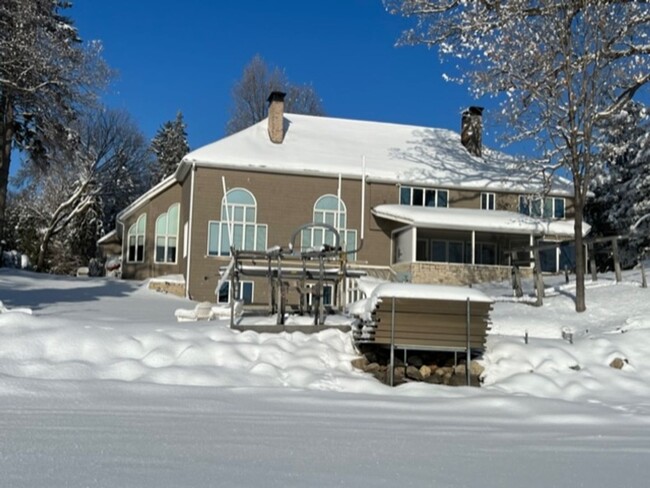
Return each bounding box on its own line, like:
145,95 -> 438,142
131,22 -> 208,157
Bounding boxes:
122,183 -> 184,280
187,168 -> 397,302
449,189 -> 481,209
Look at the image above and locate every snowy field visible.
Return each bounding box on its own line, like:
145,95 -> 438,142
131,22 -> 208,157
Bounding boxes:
1,269 -> 650,487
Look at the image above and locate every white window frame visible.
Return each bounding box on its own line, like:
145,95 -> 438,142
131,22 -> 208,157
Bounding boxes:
519,195 -> 566,219
306,283 -> 334,307
399,186 -> 449,208
481,192 -> 496,210
207,188 -> 268,256
127,213 -> 146,263
217,280 -> 254,304
301,194 -> 358,260
154,203 -> 180,264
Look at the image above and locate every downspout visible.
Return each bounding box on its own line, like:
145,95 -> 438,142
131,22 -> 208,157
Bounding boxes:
120,221 -> 126,276
185,162 -> 196,299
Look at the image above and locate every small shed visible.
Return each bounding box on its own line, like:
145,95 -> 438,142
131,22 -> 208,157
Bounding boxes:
361,283 -> 493,385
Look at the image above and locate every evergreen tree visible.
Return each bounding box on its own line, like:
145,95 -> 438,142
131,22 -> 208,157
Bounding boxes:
387,0 -> 650,311
0,0 -> 109,240
588,102 -> 650,265
151,112 -> 189,181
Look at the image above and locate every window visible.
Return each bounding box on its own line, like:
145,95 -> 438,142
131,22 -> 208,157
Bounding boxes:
481,192 -> 496,210
399,186 -> 449,208
217,281 -> 254,304
208,189 -> 268,256
475,242 -> 497,265
307,284 -> 334,307
414,238 -> 466,264
127,214 -> 146,263
155,203 -> 179,263
519,196 -> 566,219
301,195 -> 358,259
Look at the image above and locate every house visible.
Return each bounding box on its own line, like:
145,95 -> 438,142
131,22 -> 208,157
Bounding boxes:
108,92 -> 589,306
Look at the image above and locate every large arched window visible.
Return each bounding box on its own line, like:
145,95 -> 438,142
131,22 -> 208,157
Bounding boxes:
208,188 -> 268,256
155,203 -> 179,263
127,213 -> 146,263
301,195 -> 357,259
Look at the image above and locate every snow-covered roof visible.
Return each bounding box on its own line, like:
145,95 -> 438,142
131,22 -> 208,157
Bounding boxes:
97,229 -> 119,245
371,282 -> 493,303
182,113 -> 573,196
372,204 -> 590,238
117,175 -> 177,221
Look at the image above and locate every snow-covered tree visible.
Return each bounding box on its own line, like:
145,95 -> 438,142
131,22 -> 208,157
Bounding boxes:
225,54 -> 325,135
11,108 -> 153,272
151,111 -> 189,181
0,0 -> 109,241
588,101 -> 650,265
387,0 -> 650,311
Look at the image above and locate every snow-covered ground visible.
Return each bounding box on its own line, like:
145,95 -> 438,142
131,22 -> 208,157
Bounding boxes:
1,268 -> 650,487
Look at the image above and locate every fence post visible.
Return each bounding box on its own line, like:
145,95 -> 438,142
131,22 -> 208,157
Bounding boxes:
389,297 -> 396,387
466,297 -> 471,385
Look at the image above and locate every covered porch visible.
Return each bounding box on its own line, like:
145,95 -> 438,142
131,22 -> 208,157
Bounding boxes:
372,204 -> 588,285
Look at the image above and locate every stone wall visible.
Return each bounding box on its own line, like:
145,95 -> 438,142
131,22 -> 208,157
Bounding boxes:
148,279 -> 185,297
392,262 -> 533,286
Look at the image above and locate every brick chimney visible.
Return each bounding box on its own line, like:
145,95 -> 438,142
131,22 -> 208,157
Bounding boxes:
461,106 -> 483,157
267,91 -> 286,144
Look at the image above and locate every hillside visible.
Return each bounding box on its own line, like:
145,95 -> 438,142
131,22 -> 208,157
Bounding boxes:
0,268 -> 649,487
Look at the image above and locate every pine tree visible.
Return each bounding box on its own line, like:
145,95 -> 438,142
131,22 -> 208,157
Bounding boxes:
387,1 -> 650,311
151,112 -> 189,181
0,0 -> 109,240
588,102 -> 650,265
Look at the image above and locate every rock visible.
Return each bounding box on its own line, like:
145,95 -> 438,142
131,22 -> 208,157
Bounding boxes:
364,362 -> 381,374
436,366 -> 452,377
393,366 -> 406,382
363,351 -> 379,364
407,355 -> 423,368
419,365 -> 432,379
424,374 -> 442,384
470,360 -> 485,377
448,374 -> 481,387
448,374 -> 467,386
406,365 -> 423,381
351,356 -> 369,370
609,357 -> 627,369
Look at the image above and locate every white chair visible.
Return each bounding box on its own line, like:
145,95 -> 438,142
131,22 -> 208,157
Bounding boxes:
174,301 -> 214,322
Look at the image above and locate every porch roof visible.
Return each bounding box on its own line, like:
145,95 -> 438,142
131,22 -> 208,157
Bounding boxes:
371,204 -> 590,238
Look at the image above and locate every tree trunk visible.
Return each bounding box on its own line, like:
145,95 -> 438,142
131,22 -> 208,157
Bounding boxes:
574,198 -> 586,312
36,229 -> 52,271
0,93 -> 14,243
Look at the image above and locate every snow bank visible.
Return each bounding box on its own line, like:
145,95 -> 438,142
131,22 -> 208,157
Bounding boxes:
1,268 -> 650,412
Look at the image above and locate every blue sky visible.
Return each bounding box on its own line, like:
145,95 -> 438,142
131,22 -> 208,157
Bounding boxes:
70,1 -> 498,151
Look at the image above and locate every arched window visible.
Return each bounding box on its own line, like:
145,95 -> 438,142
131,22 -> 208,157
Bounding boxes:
155,203 -> 179,263
127,213 -> 146,262
302,195 -> 357,258
208,188 -> 268,256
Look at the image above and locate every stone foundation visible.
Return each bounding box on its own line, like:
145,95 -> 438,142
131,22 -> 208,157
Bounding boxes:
148,279 -> 185,297
393,262 -> 532,286
352,346 -> 485,387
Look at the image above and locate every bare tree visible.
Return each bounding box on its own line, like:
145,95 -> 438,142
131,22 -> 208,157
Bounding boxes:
225,54 -> 325,135
387,0 -> 650,311
0,0 -> 109,241
12,109 -> 153,271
